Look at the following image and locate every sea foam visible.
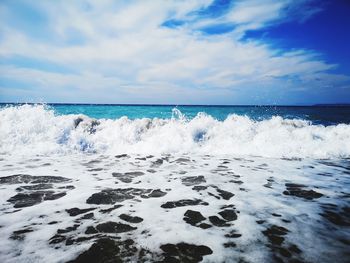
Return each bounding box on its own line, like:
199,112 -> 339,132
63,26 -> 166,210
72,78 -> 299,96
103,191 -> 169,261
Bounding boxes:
1,104 -> 350,158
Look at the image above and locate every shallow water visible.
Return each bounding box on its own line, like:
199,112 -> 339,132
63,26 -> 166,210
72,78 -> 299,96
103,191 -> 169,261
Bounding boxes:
0,154 -> 349,262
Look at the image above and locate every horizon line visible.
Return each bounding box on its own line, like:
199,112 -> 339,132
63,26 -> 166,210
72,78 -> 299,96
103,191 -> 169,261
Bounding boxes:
1,102 -> 350,107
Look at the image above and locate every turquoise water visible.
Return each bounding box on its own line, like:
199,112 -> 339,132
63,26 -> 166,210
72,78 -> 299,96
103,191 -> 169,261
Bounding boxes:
43,104 -> 350,125
1,103 -> 350,125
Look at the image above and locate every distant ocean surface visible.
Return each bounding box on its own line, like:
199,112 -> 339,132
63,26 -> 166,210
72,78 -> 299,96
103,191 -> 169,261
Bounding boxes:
2,103 -> 350,124
5,103 -> 350,125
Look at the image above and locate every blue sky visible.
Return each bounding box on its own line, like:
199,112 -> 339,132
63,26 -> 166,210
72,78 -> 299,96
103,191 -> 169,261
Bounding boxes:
0,0 -> 349,105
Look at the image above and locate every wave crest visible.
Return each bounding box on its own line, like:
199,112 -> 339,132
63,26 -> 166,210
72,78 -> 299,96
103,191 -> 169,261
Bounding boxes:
1,104 -> 350,158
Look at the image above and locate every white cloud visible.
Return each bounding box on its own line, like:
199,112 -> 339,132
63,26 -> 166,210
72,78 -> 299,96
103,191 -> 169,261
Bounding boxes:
0,0 -> 348,103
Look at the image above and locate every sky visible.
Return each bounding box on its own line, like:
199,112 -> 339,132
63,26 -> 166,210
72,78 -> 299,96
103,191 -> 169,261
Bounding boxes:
0,0 -> 349,105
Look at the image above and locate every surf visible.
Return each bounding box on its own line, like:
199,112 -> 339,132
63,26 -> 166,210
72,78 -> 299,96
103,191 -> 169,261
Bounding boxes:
1,104 -> 350,158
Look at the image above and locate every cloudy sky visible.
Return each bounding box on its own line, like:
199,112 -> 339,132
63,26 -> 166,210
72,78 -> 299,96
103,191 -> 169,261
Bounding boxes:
0,0 -> 349,105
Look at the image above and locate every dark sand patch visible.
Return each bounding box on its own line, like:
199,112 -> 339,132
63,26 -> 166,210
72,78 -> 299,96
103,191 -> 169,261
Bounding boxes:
160,242 -> 213,263
161,199 -> 209,209
283,183 -> 323,200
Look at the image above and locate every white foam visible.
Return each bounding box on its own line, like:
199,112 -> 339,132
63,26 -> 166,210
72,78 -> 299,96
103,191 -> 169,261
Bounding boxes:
1,104 -> 350,158
0,153 -> 348,262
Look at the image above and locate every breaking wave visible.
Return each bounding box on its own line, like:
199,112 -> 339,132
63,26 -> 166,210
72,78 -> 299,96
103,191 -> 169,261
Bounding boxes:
1,104 -> 350,158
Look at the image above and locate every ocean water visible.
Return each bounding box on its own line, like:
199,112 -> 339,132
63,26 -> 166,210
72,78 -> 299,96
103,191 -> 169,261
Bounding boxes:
0,104 -> 349,262
3,103 -> 350,124
29,103 -> 350,124
1,103 -> 350,157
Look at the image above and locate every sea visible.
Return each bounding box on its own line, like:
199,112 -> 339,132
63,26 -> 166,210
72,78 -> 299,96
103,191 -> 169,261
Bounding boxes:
0,103 -> 349,262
